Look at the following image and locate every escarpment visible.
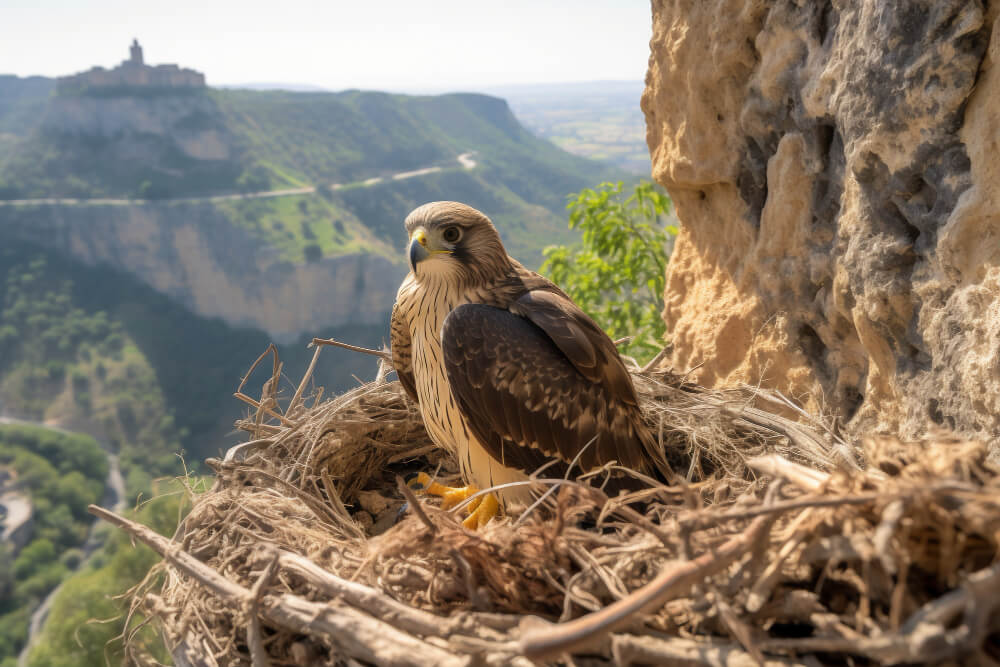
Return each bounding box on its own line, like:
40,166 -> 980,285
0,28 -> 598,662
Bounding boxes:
3,203 -> 403,340
645,0 -> 1000,447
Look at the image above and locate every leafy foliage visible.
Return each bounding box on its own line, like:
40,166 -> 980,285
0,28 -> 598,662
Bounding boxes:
0,424 -> 107,661
24,481 -> 197,667
0,251 -> 183,492
541,181 -> 676,362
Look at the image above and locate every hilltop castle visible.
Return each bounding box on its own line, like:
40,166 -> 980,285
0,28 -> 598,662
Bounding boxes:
57,39 -> 206,94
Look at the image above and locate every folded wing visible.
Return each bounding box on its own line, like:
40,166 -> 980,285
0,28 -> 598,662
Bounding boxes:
441,299 -> 660,476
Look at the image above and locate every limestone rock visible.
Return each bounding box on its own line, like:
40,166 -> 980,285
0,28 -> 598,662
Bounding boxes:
43,93 -> 230,161
4,203 -> 404,341
644,0 -> 1000,445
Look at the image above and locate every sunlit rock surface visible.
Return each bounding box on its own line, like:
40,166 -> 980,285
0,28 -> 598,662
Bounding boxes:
644,0 -> 1000,446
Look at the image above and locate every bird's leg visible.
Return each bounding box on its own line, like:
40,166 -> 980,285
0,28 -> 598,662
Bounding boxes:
462,492 -> 499,530
407,471 -> 478,509
406,472 -> 500,528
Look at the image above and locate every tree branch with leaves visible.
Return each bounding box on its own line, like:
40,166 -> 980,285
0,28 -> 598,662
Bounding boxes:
540,181 -> 676,364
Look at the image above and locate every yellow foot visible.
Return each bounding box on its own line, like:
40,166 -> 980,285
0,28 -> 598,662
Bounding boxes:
462,492 -> 499,530
406,472 -> 500,529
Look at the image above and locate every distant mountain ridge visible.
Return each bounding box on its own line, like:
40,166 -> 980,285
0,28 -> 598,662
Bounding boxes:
219,82 -> 333,92
0,77 -> 617,203
0,75 -> 626,341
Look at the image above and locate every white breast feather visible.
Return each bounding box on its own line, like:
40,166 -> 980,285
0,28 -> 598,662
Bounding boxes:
407,280 -> 531,506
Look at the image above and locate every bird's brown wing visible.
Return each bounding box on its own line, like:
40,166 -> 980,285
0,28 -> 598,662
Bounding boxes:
441,301 -> 662,475
510,289 -> 639,402
390,302 -> 418,403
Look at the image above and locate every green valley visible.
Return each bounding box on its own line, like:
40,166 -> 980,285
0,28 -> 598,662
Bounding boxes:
0,79 -> 623,265
0,240 -> 387,467
0,424 -> 107,666
490,81 -> 650,175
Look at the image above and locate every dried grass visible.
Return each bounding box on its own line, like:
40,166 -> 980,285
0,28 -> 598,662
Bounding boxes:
94,344 -> 1000,666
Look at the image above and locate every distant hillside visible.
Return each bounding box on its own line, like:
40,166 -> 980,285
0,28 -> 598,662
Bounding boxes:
0,75 -> 55,134
214,79 -> 652,175
0,78 -> 621,210
0,238 -> 385,465
0,72 -> 632,437
487,80 -> 650,174
0,78 -> 628,341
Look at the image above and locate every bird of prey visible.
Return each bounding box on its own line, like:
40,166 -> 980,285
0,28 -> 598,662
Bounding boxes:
391,201 -> 670,528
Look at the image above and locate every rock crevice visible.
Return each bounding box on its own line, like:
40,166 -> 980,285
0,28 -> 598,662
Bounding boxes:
644,0 -> 999,444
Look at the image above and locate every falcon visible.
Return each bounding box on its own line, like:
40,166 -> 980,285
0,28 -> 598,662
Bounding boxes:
391,201 -> 670,528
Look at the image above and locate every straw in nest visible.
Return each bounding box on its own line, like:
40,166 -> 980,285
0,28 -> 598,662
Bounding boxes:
91,341 -> 1000,666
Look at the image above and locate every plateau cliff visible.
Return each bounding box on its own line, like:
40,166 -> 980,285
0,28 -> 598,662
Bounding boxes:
2,203 -> 400,340
0,79 -> 623,340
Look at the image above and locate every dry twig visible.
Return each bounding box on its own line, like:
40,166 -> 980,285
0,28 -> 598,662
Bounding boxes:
106,355 -> 999,666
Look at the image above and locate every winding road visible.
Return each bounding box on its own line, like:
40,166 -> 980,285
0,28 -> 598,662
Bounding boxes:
0,152 -> 478,208
0,415 -> 125,667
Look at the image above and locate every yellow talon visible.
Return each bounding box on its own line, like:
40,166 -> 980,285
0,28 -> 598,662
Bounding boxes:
407,472 -> 499,529
462,492 -> 499,530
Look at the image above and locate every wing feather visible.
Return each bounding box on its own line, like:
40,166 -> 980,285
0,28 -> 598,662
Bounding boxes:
441,303 -> 660,476
511,290 -> 637,402
390,302 -> 418,403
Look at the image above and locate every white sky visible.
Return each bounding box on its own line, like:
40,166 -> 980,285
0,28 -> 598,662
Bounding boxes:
1,0 -> 652,92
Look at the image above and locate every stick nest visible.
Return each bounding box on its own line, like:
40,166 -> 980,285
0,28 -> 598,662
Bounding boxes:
111,345 -> 1000,666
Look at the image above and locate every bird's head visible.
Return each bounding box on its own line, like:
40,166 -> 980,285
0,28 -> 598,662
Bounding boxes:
403,201 -> 512,285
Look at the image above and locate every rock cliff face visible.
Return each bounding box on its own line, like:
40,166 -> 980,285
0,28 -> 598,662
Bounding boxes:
6,204 -> 404,341
644,0 -> 1000,444
43,92 -> 232,161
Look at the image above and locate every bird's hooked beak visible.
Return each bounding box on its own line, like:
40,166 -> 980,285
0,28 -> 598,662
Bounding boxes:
409,227 -> 454,272
409,228 -> 430,270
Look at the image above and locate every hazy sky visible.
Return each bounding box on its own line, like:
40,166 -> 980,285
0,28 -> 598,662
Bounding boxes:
1,1 -> 652,92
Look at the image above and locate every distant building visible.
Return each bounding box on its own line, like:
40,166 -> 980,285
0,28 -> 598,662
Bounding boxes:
57,39 -> 206,94
130,38 -> 144,65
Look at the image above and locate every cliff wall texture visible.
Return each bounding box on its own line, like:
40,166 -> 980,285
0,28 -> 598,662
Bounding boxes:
43,92 -> 231,160
4,204 -> 404,341
644,0 -> 1000,445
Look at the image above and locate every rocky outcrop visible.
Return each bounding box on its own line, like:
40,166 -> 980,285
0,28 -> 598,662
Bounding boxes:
644,0 -> 1000,445
43,92 -> 230,161
0,489 -> 33,554
4,203 -> 405,341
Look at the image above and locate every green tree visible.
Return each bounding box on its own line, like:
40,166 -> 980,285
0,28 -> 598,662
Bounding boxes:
303,242 -> 323,263
0,546 -> 13,600
13,539 -> 56,580
0,606 -> 29,666
540,181 -> 676,363
26,484 -> 193,667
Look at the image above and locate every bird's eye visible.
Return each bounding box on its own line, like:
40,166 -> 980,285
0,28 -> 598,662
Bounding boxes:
442,226 -> 462,243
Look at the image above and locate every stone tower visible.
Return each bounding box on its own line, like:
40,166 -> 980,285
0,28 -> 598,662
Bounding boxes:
129,39 -> 143,65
